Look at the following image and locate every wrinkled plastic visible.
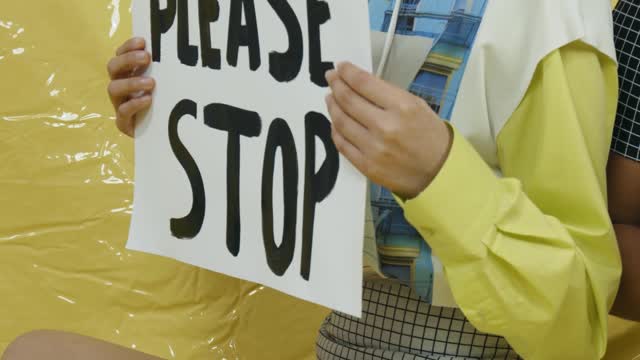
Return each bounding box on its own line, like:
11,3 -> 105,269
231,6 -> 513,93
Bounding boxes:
0,1 -> 639,359
0,1 -> 327,359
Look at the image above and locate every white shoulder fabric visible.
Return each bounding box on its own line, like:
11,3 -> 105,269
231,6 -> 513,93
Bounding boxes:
450,0 -> 617,168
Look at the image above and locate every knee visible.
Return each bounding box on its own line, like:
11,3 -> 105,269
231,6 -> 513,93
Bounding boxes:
2,330 -> 56,360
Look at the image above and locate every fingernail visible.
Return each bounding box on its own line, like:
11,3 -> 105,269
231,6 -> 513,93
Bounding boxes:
131,90 -> 145,98
325,69 -> 336,82
139,77 -> 153,87
336,62 -> 351,71
136,52 -> 148,61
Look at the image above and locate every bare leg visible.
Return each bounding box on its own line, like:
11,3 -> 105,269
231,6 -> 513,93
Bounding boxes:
2,331 -> 163,360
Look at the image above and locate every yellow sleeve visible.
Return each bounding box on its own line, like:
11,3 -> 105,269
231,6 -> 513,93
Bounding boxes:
398,41 -> 622,359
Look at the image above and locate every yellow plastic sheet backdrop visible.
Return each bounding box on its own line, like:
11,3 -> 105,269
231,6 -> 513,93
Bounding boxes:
0,1 -> 328,359
0,1 -> 639,359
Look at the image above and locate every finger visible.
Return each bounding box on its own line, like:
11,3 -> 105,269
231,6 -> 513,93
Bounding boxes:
108,77 -> 155,107
333,62 -> 408,110
116,37 -> 146,56
331,123 -> 369,177
130,64 -> 148,78
107,51 -> 151,79
325,71 -> 384,130
118,95 -> 152,120
116,116 -> 135,138
325,94 -> 370,152
116,95 -> 152,137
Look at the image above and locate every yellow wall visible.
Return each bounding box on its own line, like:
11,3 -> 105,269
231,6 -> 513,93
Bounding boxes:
0,1 -> 328,358
0,0 -> 638,359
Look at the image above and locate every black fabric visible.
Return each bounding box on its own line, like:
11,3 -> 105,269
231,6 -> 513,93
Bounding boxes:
612,0 -> 640,161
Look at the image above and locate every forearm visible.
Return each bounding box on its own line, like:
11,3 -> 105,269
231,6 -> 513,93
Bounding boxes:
611,224 -> 640,321
400,42 -> 621,359
607,152 -> 640,321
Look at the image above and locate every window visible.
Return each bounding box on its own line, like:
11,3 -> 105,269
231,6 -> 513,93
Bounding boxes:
397,16 -> 416,32
410,71 -> 448,114
454,0 -> 468,13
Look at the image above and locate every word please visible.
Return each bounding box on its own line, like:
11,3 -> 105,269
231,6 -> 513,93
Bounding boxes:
151,0 -> 334,86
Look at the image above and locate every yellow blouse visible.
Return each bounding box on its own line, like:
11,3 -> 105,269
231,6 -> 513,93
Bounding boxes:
399,41 -> 621,359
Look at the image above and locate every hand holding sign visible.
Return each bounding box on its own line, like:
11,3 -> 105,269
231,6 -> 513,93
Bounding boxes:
107,38 -> 155,137
326,62 -> 452,200
128,0 -> 372,315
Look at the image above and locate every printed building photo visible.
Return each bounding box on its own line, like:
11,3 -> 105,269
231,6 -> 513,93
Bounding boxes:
368,0 -> 487,301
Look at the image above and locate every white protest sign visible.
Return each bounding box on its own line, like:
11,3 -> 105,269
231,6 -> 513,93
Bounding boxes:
128,0 -> 371,316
